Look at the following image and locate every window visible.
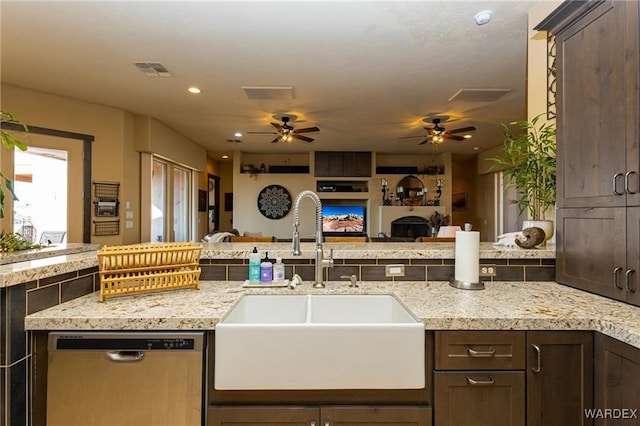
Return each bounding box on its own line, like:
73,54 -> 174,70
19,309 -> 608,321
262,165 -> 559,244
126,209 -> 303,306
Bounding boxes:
151,157 -> 193,242
14,146 -> 68,243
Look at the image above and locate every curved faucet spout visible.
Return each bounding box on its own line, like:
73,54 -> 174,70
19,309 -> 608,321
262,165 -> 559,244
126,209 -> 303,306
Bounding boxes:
291,190 -> 333,288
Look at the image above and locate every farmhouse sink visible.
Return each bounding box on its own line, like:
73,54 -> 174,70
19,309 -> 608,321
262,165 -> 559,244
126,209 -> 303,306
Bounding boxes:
214,294 -> 425,390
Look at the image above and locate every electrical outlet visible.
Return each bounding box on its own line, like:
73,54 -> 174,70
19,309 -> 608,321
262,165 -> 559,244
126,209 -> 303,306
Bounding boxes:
385,264 -> 405,277
480,265 -> 497,277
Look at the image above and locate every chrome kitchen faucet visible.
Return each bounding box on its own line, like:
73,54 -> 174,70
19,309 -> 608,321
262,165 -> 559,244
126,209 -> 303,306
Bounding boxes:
291,190 -> 333,288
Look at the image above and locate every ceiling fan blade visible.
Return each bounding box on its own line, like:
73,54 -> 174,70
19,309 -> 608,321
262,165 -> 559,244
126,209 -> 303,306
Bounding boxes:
293,134 -> 314,143
270,122 -> 283,131
247,131 -> 277,135
444,134 -> 466,141
270,137 -> 280,143
294,126 -> 320,134
418,139 -> 430,145
447,126 -> 477,134
426,128 -> 437,135
398,135 -> 423,140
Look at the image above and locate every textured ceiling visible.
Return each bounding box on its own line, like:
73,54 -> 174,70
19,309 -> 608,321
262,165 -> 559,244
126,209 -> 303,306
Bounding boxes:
1,1 -> 535,161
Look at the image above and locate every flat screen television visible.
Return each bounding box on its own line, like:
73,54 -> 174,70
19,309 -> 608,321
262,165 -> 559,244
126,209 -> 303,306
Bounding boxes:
322,204 -> 366,235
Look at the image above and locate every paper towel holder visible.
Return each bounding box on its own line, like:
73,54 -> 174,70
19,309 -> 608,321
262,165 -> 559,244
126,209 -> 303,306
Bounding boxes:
449,279 -> 485,290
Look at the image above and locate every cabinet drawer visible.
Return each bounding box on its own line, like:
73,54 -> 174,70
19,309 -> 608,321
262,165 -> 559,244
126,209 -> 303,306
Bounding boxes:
435,331 -> 526,370
434,371 -> 525,426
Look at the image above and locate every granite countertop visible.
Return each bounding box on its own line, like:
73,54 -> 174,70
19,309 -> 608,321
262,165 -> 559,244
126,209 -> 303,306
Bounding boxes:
0,245 -> 100,288
0,243 -> 100,265
200,242 -> 556,259
1,242 -> 553,288
25,280 -> 640,350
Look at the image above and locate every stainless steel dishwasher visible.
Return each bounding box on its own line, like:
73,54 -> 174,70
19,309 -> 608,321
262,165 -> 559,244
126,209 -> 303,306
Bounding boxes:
47,331 -> 204,426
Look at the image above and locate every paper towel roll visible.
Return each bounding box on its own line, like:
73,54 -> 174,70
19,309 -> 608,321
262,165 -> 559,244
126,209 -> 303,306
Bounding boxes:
455,230 -> 480,283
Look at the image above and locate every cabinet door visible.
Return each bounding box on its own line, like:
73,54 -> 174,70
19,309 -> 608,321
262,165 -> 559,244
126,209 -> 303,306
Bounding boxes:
555,0 -> 628,208
343,152 -> 371,177
623,0 -> 640,208
527,331 -> 594,426
594,333 -> 640,426
208,406 -> 318,426
434,371 -> 525,426
625,207 -> 640,306
556,207 -> 627,301
315,152 -> 331,177
321,405 -> 431,426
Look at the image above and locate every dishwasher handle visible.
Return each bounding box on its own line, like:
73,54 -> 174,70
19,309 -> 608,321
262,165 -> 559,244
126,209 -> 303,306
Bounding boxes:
106,350 -> 145,362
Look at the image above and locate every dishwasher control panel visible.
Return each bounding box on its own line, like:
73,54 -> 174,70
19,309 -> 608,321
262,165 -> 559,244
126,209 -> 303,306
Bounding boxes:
49,332 -> 204,351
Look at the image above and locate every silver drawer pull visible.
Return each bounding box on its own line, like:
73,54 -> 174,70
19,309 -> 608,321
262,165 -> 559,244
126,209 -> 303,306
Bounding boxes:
466,375 -> 495,385
614,267 -> 624,289
613,173 -> 624,195
625,171 -> 637,194
106,351 -> 145,362
626,269 -> 636,293
531,344 -> 541,373
466,346 -> 496,357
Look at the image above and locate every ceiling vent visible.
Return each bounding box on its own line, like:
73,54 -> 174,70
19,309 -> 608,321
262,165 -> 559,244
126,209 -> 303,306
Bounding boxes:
242,86 -> 294,100
448,88 -> 511,102
226,139 -> 242,143
132,62 -> 172,77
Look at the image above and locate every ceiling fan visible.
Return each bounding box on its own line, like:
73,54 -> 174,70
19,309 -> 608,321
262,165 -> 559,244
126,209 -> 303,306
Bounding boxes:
400,118 -> 476,145
248,115 -> 320,143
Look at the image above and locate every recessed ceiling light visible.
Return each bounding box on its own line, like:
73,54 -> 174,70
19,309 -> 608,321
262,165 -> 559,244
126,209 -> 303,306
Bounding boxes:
234,132 -> 243,138
222,155 -> 229,159
474,10 -> 493,26
473,146 -> 480,151
187,86 -> 202,94
463,134 -> 473,139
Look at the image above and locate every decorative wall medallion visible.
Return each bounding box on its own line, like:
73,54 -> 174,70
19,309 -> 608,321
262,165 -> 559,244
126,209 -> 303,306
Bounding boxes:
257,185 -> 292,219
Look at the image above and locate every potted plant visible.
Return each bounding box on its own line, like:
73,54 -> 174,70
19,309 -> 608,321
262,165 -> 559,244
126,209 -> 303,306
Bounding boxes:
0,110 -> 29,218
489,114 -> 556,244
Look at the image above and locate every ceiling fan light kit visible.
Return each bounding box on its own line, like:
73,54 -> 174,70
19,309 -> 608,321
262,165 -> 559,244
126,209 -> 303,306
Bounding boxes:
249,114 -> 320,144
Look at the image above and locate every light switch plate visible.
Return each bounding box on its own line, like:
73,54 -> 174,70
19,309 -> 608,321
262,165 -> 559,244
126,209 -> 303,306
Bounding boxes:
385,264 -> 405,277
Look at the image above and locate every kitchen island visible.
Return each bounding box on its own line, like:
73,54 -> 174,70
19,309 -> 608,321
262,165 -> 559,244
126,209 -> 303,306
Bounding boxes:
19,243 -> 640,426
24,279 -> 640,349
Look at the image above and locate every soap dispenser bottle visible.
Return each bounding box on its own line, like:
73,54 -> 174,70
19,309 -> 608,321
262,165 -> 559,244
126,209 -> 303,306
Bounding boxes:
260,252 -> 273,283
273,257 -> 285,282
248,247 -> 261,282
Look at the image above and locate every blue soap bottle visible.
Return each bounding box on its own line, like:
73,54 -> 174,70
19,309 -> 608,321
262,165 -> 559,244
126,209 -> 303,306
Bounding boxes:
248,247 -> 261,282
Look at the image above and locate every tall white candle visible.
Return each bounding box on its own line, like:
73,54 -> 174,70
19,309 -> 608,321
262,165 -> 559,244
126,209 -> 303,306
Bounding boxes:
455,230 -> 480,283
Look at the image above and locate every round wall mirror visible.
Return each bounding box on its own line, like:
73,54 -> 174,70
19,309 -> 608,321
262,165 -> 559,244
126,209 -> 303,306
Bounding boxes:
396,175 -> 425,206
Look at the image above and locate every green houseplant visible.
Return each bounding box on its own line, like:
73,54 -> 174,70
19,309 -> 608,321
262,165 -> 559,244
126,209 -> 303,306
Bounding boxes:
0,110 -> 29,218
489,114 -> 556,242
0,111 -> 41,251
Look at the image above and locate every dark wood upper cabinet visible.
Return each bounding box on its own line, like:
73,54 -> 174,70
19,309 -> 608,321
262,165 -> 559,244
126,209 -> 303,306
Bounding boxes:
594,333 -> 640,426
314,152 -> 371,177
539,0 -> 640,306
538,0 -> 639,209
527,331 -> 594,426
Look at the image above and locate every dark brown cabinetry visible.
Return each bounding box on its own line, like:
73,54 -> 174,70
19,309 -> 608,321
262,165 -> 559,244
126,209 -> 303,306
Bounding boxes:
434,331 -> 526,426
434,331 -> 593,426
538,0 -> 640,306
594,333 -> 640,426
434,371 -> 525,426
208,405 -> 431,426
527,331 -> 594,426
315,151 -> 371,177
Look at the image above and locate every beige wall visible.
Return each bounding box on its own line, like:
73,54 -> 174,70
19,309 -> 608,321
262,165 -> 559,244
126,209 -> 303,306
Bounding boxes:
1,84 -> 208,245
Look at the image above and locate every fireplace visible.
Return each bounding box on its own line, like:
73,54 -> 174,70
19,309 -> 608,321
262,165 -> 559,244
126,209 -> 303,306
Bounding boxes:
390,216 -> 430,238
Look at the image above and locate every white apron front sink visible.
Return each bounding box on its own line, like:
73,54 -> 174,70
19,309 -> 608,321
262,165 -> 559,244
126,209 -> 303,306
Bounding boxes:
214,294 -> 425,390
